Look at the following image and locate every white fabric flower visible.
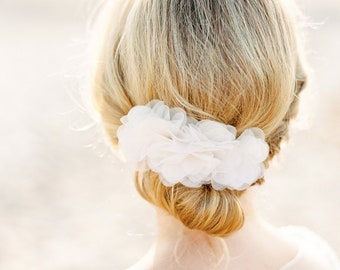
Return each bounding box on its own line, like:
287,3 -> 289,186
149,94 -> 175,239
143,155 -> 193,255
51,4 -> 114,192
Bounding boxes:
117,100 -> 269,191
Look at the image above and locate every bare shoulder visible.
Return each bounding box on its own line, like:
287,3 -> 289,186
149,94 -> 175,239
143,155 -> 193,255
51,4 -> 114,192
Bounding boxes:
279,226 -> 340,270
284,253 -> 339,270
127,260 -> 150,270
126,245 -> 155,270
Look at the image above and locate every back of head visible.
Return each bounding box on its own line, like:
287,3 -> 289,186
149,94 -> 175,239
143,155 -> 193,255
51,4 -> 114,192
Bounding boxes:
91,0 -> 307,237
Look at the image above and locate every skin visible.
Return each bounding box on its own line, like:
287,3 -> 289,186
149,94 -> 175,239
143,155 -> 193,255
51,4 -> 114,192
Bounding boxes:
128,186 -> 300,270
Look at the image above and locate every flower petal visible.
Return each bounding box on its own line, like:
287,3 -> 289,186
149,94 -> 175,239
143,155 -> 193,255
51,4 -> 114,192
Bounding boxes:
117,100 -> 269,191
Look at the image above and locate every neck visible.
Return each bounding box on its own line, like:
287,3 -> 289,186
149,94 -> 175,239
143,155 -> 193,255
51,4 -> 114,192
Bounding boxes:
137,186 -> 298,270
152,186 -> 272,269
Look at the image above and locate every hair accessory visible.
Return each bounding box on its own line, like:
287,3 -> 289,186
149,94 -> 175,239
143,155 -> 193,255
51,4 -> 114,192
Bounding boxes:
117,100 -> 269,191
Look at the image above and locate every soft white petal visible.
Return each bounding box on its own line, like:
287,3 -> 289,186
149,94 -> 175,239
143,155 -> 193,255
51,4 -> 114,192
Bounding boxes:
197,121 -> 236,142
117,100 -> 269,191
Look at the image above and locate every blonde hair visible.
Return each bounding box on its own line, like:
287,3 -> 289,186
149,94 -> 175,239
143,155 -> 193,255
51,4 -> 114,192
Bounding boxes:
90,0 -> 307,237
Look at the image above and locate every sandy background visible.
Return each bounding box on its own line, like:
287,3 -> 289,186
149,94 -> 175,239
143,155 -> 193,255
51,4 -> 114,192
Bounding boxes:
0,0 -> 339,269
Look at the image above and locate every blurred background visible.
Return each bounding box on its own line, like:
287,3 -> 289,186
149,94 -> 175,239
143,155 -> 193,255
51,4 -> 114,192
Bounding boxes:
0,0 -> 339,269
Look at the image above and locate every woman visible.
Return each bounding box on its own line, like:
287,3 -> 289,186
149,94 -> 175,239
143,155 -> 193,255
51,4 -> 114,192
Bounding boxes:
89,0 -> 339,269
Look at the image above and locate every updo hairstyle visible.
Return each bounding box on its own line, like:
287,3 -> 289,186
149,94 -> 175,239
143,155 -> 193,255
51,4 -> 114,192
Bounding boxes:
90,0 -> 307,237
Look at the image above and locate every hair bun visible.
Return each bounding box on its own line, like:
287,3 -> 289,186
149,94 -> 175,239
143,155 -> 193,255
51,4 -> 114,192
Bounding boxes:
136,171 -> 245,237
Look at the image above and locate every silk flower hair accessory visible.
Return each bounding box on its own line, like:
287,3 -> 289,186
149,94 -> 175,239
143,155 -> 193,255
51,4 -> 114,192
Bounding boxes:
117,100 -> 269,191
